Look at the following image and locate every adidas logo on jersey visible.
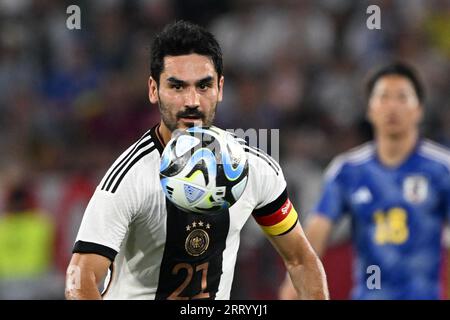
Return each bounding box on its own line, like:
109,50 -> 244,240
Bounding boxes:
352,187 -> 372,204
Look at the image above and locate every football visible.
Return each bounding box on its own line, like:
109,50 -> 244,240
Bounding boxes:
159,126 -> 249,214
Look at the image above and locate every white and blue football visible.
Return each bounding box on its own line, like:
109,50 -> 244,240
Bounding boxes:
160,126 -> 249,214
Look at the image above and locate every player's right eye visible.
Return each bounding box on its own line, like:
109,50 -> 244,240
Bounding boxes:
379,94 -> 389,102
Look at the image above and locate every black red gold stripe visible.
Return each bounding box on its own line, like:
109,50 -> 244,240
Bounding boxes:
252,189 -> 299,236
254,199 -> 293,226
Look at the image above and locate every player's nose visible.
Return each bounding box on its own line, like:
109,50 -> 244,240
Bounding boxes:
184,87 -> 200,108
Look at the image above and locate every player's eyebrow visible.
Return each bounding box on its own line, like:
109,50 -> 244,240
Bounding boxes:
166,77 -> 185,86
166,76 -> 214,88
195,76 -> 214,86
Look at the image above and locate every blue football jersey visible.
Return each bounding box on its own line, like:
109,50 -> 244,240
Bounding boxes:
315,139 -> 450,299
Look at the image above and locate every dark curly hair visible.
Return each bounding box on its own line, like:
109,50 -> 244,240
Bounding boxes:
150,20 -> 223,85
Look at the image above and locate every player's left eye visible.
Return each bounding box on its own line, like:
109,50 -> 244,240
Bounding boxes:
397,94 -> 408,103
198,83 -> 212,90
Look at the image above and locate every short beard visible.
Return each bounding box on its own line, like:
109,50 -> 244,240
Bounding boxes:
158,100 -> 217,132
158,102 -> 177,132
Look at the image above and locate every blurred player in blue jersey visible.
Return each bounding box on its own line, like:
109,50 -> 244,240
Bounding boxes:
280,62 -> 450,299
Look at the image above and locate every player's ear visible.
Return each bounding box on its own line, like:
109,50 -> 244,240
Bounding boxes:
218,76 -> 224,102
148,76 -> 159,104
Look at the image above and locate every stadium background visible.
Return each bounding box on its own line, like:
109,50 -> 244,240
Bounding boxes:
0,0 -> 449,299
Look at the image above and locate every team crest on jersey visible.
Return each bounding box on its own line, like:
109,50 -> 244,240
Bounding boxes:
185,221 -> 211,256
403,175 -> 428,204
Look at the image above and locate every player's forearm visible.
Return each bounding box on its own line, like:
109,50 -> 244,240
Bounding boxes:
65,254 -> 111,300
287,253 -> 329,300
65,269 -> 103,300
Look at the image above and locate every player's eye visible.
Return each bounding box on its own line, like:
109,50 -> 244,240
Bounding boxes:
397,93 -> 411,103
397,93 -> 408,103
170,84 -> 183,90
378,94 -> 388,102
198,83 -> 212,91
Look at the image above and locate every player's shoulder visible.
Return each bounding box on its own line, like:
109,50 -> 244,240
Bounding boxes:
417,139 -> 450,171
242,144 -> 282,177
216,126 -> 283,176
99,126 -> 163,194
324,141 -> 375,180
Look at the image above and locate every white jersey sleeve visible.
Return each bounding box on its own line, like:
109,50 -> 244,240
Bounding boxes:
245,147 -> 299,236
74,131 -> 157,260
247,148 -> 287,209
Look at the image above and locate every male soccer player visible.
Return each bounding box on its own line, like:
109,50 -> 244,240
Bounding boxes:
279,62 -> 450,299
65,21 -> 328,300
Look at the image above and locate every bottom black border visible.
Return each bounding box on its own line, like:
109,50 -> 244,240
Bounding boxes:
0,300 -> 446,319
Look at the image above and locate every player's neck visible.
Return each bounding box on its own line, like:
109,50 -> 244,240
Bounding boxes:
157,122 -> 171,146
376,130 -> 419,167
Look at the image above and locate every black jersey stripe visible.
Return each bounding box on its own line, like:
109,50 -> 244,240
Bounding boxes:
150,124 -> 166,155
155,200 -> 229,300
250,145 -> 281,172
104,139 -> 155,192
109,145 -> 156,193
73,240 -> 118,262
244,146 -> 280,175
243,145 -> 281,172
101,130 -> 152,190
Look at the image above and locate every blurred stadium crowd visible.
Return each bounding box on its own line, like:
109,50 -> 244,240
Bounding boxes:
0,0 -> 449,299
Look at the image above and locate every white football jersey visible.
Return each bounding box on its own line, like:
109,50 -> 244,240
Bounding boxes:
74,124 -> 290,300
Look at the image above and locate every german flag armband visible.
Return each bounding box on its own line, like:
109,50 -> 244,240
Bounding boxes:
252,189 -> 299,236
